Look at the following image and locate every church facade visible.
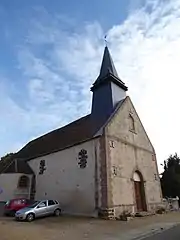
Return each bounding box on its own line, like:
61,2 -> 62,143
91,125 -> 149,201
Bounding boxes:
0,47 -> 162,218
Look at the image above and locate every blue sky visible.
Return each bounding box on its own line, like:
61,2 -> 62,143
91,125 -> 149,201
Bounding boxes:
0,0 -> 180,171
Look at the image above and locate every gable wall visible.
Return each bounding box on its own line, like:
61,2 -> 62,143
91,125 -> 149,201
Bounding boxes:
105,97 -> 162,215
28,139 -> 99,217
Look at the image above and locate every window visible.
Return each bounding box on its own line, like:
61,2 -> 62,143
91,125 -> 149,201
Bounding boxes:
152,154 -> 155,161
48,200 -> 55,206
78,149 -> 88,169
129,114 -> 135,132
39,160 -> 46,174
18,175 -> 29,188
133,171 -> 141,182
112,166 -> 117,176
37,200 -> 47,208
14,200 -> 22,205
110,140 -> 115,148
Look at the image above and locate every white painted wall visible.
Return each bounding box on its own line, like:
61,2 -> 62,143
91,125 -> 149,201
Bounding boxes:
0,173 -> 22,202
28,139 -> 98,216
0,173 -> 32,202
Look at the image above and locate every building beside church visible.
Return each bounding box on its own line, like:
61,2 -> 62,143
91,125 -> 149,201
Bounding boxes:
0,46 -> 162,218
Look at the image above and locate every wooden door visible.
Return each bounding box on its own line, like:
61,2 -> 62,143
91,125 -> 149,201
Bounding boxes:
134,181 -> 144,211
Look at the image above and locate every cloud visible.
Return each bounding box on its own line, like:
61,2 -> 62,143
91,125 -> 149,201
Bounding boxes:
1,0 -> 180,173
107,0 -> 180,171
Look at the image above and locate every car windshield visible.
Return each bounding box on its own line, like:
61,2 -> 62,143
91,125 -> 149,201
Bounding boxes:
28,201 -> 40,208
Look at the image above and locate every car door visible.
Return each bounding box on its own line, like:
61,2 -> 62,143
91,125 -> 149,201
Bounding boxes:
34,200 -> 48,217
47,200 -> 56,215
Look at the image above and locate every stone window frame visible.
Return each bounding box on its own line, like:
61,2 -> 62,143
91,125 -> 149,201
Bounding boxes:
18,175 -> 30,188
129,113 -> 136,133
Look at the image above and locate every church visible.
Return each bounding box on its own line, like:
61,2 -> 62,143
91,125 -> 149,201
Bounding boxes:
0,46 -> 162,218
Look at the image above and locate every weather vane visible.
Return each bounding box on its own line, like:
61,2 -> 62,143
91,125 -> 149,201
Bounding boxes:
104,34 -> 108,46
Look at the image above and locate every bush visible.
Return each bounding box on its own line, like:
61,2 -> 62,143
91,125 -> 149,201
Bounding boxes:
156,206 -> 166,214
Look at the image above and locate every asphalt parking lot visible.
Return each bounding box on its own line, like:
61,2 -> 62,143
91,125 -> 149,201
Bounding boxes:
0,210 -> 180,240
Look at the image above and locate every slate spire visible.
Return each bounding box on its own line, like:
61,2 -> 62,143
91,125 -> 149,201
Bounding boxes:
91,46 -> 128,130
91,46 -> 127,91
98,46 -> 119,79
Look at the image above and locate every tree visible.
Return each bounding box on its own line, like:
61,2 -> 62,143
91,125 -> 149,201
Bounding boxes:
1,153 -> 15,162
0,153 -> 15,172
161,153 -> 180,198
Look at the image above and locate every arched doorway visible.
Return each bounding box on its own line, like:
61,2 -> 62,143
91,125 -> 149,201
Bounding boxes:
133,171 -> 147,212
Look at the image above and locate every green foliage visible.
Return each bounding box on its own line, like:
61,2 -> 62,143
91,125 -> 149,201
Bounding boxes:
1,153 -> 15,161
0,153 -> 15,172
161,153 -> 180,198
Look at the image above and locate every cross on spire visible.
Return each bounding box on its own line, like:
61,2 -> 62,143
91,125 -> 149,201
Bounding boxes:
104,35 -> 108,46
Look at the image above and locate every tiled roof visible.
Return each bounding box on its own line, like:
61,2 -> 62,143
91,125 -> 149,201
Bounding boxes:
15,114 -> 96,161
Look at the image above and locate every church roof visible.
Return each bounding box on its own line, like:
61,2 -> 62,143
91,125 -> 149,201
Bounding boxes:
91,46 -> 128,91
0,157 -> 14,174
0,158 -> 33,174
15,114 -> 96,161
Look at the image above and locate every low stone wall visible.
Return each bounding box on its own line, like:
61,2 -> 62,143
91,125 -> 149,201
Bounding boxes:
148,202 -> 163,212
162,198 -> 179,211
114,204 -> 135,218
98,202 -> 165,219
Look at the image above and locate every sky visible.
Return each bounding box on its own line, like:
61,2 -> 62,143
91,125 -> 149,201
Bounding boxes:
0,0 -> 180,172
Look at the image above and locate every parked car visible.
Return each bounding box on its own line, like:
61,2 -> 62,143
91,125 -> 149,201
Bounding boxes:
4,198 -> 35,216
15,199 -> 61,222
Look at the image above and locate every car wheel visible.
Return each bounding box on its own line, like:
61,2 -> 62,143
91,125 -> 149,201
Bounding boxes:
26,213 -> 35,222
54,209 -> 61,217
11,210 -> 16,217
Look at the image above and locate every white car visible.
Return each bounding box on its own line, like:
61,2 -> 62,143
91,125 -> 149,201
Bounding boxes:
15,199 -> 61,222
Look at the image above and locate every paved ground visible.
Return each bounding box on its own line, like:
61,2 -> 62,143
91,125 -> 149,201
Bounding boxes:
0,211 -> 180,240
143,225 -> 180,240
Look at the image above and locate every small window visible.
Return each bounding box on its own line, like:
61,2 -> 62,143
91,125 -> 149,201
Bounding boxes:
110,140 -> 115,148
48,200 -> 55,206
14,200 -> 22,205
154,174 -> 158,180
38,200 -> 47,208
42,200 -> 47,206
129,114 -> 135,132
18,175 -> 29,188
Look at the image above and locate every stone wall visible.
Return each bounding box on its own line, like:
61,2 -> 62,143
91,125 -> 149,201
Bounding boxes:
103,96 -> 162,218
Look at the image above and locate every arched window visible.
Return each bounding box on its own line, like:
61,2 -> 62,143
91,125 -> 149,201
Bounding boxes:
18,175 -> 29,188
133,171 -> 142,182
129,114 -> 135,132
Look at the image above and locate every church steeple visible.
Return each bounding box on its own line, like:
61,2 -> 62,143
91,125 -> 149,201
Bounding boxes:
91,46 -> 128,128
91,46 -> 128,92
96,46 -> 119,80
